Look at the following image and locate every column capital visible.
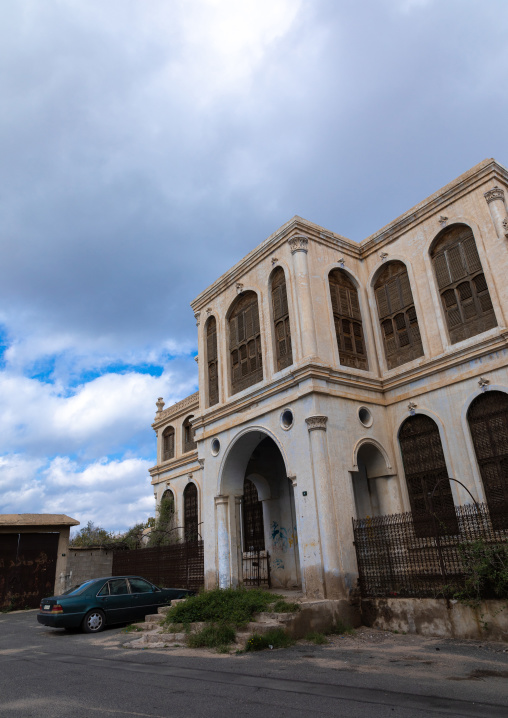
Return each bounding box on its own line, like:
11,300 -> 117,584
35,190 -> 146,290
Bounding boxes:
288,234 -> 309,254
287,474 -> 297,487
484,186 -> 505,204
305,415 -> 328,432
214,495 -> 229,506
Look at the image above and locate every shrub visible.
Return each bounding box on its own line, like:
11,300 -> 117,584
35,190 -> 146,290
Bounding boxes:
456,540 -> 508,602
246,628 -> 295,651
187,623 -> 236,648
164,588 -> 294,628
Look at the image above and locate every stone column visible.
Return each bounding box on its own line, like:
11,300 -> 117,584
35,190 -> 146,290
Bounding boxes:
306,415 -> 342,598
215,495 -> 230,588
228,496 -> 243,588
288,235 -> 318,359
484,186 -> 508,241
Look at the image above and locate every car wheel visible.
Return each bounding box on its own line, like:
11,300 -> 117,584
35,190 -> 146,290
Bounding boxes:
82,609 -> 105,634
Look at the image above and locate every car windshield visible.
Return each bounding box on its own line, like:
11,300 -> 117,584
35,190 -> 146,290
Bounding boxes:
61,579 -> 98,596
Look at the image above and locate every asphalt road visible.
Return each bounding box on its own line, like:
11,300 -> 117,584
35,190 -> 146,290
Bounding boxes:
0,610 -> 507,718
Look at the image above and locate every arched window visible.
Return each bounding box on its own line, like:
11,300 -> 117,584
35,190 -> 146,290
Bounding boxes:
154,490 -> 176,544
467,391 -> 508,529
206,316 -> 219,407
328,269 -> 368,370
374,261 -> 424,370
243,478 -> 265,551
431,224 -> 497,344
229,291 -> 263,394
399,415 -> 458,535
184,483 -> 199,542
182,415 -> 196,453
271,267 -> 293,371
162,426 -> 175,462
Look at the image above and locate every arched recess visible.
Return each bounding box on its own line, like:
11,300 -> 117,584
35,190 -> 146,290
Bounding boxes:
228,291 -> 263,394
398,415 -> 458,535
373,261 -> 424,369
328,269 -> 368,370
205,315 -> 219,407
162,426 -> 175,462
350,441 -> 397,518
183,482 -> 199,541
158,489 -> 177,538
467,390 -> 508,529
270,267 -> 293,372
430,223 -> 497,344
182,415 -> 196,453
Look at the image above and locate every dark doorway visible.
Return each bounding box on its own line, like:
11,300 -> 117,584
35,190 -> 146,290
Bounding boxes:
242,478 -> 265,551
0,533 -> 59,610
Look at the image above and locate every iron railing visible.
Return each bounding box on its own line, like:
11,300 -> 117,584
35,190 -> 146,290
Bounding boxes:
353,503 -> 507,598
112,540 -> 204,592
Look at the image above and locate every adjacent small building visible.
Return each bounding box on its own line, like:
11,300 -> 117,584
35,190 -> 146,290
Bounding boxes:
0,514 -> 79,609
149,158 -> 508,599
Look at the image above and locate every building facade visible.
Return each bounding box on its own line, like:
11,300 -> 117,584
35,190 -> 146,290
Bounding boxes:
149,158 -> 508,599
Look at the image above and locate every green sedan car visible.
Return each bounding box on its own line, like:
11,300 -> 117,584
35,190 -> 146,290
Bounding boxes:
37,576 -> 193,633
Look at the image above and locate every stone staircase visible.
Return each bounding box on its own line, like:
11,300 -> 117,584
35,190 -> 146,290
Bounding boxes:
124,595 -> 361,650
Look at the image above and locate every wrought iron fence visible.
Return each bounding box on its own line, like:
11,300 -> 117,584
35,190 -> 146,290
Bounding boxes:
242,550 -> 271,587
112,540 -> 204,592
353,503 -> 508,598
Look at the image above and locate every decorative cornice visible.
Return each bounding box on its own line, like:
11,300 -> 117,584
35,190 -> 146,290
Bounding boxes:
288,235 -> 309,254
154,392 -> 199,424
484,186 -> 505,204
305,415 -> 328,432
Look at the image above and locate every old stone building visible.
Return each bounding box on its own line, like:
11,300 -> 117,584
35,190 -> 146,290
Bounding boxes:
149,158 -> 508,599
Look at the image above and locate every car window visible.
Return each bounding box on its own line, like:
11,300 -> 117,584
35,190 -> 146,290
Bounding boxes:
97,582 -> 110,596
108,579 -> 129,596
128,578 -> 153,594
62,579 -> 97,596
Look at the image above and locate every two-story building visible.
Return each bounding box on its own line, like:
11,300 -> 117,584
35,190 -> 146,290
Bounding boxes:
149,158 -> 508,599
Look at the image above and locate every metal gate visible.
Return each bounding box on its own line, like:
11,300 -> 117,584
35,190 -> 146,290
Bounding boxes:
242,550 -> 271,587
0,533 -> 59,610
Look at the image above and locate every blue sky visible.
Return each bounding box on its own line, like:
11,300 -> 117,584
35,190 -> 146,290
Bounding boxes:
1,0 -> 507,533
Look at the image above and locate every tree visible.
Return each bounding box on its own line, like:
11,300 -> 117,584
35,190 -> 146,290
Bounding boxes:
70,521 -> 112,547
148,493 -> 178,546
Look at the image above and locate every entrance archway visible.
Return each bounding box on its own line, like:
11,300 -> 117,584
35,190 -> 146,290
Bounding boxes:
217,430 -> 301,590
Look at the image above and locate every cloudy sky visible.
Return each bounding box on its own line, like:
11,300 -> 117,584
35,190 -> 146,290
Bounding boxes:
1,0 -> 507,534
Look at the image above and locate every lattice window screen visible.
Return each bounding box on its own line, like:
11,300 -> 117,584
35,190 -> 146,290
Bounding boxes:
271,267 -> 293,371
184,483 -> 199,542
374,262 -> 424,369
399,415 -> 458,535
468,391 -> 508,529
162,427 -> 175,461
182,415 -> 196,453
229,291 -> 263,394
329,269 -> 368,370
206,317 -> 219,407
431,225 -> 497,343
243,478 -> 265,551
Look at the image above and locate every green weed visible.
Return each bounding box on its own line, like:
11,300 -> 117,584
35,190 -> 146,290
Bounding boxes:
305,631 -> 328,645
246,628 -> 295,651
164,588 -> 295,628
186,623 -> 236,648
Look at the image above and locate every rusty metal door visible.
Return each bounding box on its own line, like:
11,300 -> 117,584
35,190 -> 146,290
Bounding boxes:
0,533 -> 59,610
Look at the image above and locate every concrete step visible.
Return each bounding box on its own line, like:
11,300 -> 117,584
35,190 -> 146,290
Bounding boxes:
158,605 -> 172,615
253,612 -> 294,625
144,613 -> 165,624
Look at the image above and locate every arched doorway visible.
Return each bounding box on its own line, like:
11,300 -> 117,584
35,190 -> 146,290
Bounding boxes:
352,442 -> 397,518
218,431 -> 301,590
